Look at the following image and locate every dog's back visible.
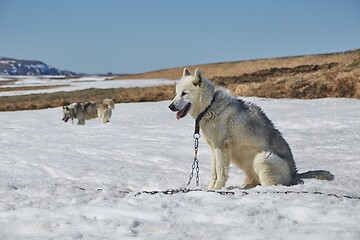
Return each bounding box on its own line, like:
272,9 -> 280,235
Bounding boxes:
80,102 -> 98,120
240,100 -> 297,177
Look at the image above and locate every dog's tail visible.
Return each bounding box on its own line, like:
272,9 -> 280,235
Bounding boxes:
102,99 -> 115,109
298,170 -> 334,181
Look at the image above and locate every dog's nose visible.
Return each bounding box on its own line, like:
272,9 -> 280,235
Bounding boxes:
168,103 -> 177,112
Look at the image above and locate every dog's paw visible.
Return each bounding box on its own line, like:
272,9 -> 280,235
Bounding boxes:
207,181 -> 216,189
213,180 -> 226,190
242,183 -> 258,189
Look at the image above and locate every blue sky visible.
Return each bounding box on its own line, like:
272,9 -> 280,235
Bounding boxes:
0,0 -> 359,74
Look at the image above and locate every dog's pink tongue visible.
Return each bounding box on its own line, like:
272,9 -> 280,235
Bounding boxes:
175,103 -> 191,120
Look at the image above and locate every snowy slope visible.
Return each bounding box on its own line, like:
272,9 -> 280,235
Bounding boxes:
0,98 -> 359,239
0,76 -> 174,97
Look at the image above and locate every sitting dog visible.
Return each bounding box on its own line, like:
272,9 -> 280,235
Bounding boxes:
169,68 -> 334,189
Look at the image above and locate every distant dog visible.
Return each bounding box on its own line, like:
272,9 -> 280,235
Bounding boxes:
169,68 -> 334,189
62,99 -> 115,125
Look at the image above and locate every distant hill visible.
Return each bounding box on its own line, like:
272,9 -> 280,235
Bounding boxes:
0,57 -> 77,76
116,49 -> 360,80
115,48 -> 360,99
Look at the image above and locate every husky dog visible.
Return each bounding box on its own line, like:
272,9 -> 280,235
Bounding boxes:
62,99 -> 115,125
169,68 -> 333,189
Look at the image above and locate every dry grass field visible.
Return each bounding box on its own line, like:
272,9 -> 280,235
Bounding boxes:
0,85 -> 174,111
0,49 -> 359,111
115,49 -> 360,99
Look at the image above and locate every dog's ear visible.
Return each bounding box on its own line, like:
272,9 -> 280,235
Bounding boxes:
183,68 -> 191,77
63,106 -> 69,110
193,68 -> 203,87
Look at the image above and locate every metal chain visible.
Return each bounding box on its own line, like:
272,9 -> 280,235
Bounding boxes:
187,133 -> 200,187
135,188 -> 235,196
134,188 -> 203,197
72,186 -> 360,199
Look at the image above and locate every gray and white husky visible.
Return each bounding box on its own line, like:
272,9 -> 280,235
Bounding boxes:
169,68 -> 333,189
62,99 -> 115,125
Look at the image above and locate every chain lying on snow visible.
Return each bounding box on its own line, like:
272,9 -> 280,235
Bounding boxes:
226,186 -> 360,200
72,186 -> 360,200
73,186 -> 235,196
135,188 -> 236,197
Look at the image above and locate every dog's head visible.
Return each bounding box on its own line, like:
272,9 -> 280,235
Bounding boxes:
168,68 -> 214,119
62,105 -> 76,123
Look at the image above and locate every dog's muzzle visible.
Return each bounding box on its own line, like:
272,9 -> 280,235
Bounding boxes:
62,116 -> 70,123
168,103 -> 178,112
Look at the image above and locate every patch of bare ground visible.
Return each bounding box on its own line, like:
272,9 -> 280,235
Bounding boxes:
0,48 -> 359,111
214,61 -> 360,99
0,79 -> 17,86
0,85 -> 175,111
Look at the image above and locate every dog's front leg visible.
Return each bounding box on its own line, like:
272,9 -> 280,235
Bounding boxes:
207,145 -> 217,189
213,148 -> 230,189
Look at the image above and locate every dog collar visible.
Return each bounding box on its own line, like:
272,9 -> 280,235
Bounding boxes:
194,93 -> 216,135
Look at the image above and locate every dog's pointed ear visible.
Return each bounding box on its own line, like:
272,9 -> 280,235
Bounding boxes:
183,68 -> 191,77
193,68 -> 203,86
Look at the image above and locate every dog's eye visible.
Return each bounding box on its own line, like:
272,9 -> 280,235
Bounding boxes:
181,92 -> 188,97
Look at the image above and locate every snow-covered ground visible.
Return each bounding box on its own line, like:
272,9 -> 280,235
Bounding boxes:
0,98 -> 359,239
0,76 -> 174,96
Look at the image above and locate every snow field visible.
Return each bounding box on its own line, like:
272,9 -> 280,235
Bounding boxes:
0,98 -> 359,239
0,76 -> 174,96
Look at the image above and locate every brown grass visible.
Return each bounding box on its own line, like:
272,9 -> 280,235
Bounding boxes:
215,61 -> 360,99
0,85 -> 175,111
115,48 -> 360,99
115,49 -> 360,80
0,48 -> 359,111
